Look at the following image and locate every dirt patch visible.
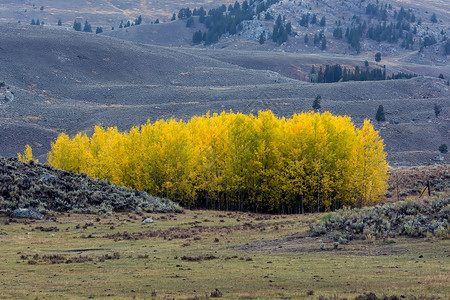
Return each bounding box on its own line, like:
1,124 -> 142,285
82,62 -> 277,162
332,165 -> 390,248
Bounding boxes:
104,220 -> 294,241
230,234 -> 410,256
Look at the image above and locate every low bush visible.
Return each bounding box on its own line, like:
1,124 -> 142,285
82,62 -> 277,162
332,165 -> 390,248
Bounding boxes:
0,157 -> 182,215
311,198 -> 449,241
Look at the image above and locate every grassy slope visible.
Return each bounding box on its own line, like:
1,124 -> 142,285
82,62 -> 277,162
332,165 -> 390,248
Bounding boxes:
0,209 -> 448,299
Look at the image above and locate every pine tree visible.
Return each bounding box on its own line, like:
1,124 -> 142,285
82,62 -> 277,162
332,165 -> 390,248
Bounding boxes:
73,20 -> 82,31
186,16 -> 194,27
259,32 -> 265,44
57,18 -> 62,26
434,104 -> 441,117
192,30 -> 203,44
321,36 -> 327,50
320,16 -> 326,27
96,27 -> 103,34
83,21 -> 92,32
375,105 -> 385,122
286,22 -> 292,34
313,95 -> 321,111
135,15 -> 143,25
431,13 -> 437,23
314,33 -> 319,46
375,52 -> 382,62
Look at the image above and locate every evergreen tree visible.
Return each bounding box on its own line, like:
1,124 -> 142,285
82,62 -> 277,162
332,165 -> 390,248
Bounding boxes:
242,0 -> 249,10
320,16 -> 326,27
333,27 -> 343,39
375,52 -> 382,62
313,33 -> 319,46
321,36 -> 327,50
135,15 -> 143,25
96,27 -> 103,34
375,105 -> 386,122
171,13 -> 176,21
192,30 -> 203,44
439,144 -> 448,154
430,13 -> 437,23
31,19 -> 35,25
434,104 -> 441,117
286,22 -> 292,34
312,95 -> 321,111
73,20 -> 82,31
299,14 -> 309,27
155,18 -> 160,24
259,32 -> 265,44
446,40 -> 450,55
57,18 -> 62,26
83,21 -> 92,32
304,33 -> 309,44
186,16 -> 194,27
197,7 -> 206,23
36,19 -> 40,25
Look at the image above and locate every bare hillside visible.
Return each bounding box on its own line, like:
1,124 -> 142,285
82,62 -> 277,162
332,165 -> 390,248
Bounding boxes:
0,0 -> 235,27
105,17 -> 207,47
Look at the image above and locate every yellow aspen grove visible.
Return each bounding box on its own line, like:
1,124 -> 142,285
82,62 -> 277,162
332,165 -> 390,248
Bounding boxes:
352,120 -> 389,207
47,111 -> 389,213
18,144 -> 37,163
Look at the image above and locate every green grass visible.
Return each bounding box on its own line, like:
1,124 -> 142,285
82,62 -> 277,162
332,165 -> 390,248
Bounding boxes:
0,210 -> 448,299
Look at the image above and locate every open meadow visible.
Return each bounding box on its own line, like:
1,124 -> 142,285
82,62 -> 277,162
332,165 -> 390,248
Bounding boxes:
0,206 -> 448,299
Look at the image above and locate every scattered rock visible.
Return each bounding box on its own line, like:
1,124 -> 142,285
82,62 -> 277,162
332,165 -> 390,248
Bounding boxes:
142,218 -> 154,224
40,173 -> 56,184
12,208 -> 44,219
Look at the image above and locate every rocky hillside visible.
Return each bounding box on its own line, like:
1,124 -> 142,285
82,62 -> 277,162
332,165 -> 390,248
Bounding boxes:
0,157 -> 182,216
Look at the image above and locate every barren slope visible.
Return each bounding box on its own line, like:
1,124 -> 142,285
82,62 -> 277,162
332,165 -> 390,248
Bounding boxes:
0,0 -> 235,27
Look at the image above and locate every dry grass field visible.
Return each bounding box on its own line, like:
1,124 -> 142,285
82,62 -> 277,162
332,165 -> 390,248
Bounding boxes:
0,207 -> 449,299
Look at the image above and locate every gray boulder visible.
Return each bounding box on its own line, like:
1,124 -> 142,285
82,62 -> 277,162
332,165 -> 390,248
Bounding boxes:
12,208 -> 44,219
40,173 -> 56,185
142,218 -> 153,224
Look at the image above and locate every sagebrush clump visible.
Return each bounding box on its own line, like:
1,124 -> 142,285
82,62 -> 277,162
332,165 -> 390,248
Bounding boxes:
311,198 -> 449,241
0,157 -> 182,215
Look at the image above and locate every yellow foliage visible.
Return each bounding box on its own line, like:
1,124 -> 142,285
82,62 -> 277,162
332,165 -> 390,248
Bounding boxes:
18,144 -> 38,163
47,111 -> 389,213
